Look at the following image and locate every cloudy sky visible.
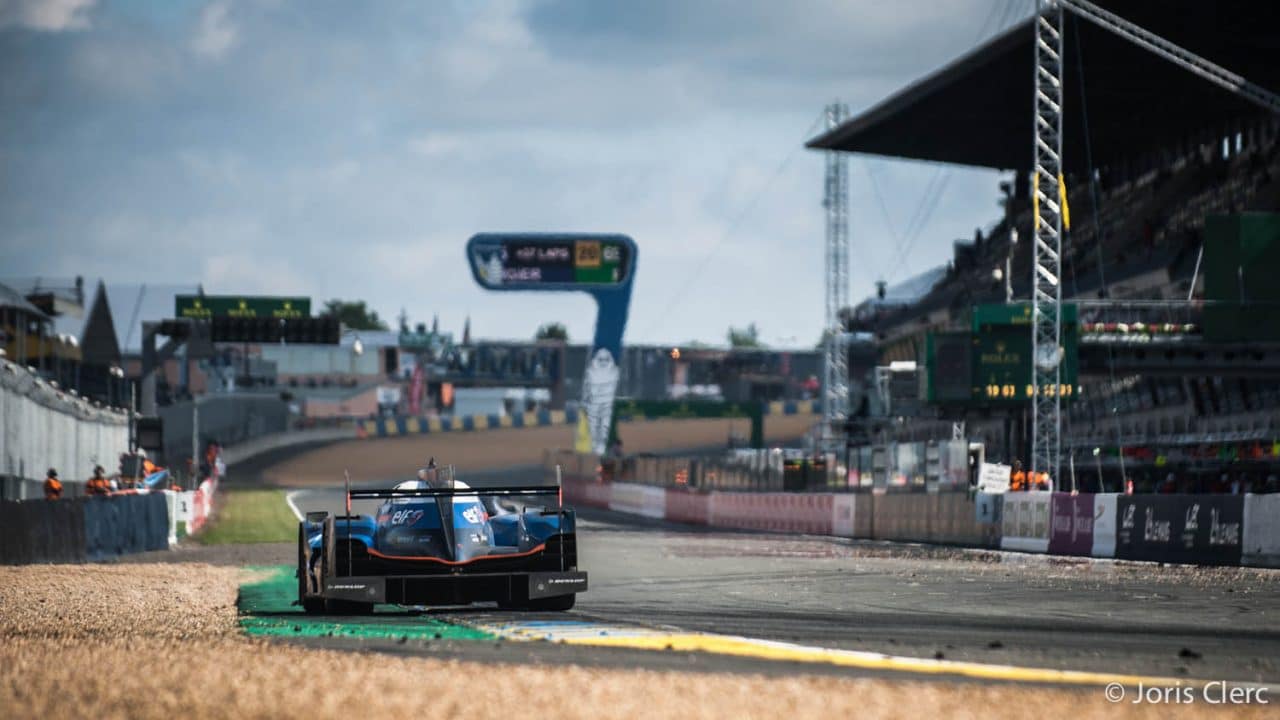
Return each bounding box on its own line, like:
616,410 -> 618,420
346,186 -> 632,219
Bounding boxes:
0,0 -> 1026,346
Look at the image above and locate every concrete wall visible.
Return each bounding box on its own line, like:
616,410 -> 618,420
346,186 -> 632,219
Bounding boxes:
0,359 -> 129,499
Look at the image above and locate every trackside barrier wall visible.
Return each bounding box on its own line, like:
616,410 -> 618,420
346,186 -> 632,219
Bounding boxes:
1243,494 -> 1280,568
0,359 -> 130,500
164,490 -> 197,544
0,493 -> 169,564
1048,493 -> 1095,557
1092,494 -> 1118,558
1000,492 -> 1052,553
548,453 -> 1277,568
1116,494 -> 1244,566
189,476 -> 219,534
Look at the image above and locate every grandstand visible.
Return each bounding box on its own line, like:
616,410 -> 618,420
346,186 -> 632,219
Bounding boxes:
812,0 -> 1280,493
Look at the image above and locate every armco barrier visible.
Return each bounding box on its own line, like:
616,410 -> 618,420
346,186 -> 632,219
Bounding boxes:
1117,494 -> 1244,566
1048,493 -> 1094,557
1243,494 -> 1280,568
1000,492 -> 1052,553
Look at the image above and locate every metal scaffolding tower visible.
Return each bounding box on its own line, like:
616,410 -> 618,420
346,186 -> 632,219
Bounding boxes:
822,102 -> 850,445
1027,0 -> 1280,481
1030,0 -> 1065,479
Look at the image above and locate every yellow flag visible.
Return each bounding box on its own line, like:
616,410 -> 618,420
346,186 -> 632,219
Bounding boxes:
1057,172 -> 1071,230
573,413 -> 592,454
1032,171 -> 1040,232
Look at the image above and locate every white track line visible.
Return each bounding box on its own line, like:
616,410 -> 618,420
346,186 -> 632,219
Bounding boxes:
285,490 -> 304,522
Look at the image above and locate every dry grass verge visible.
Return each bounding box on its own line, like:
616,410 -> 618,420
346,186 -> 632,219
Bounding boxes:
0,563 -> 1268,719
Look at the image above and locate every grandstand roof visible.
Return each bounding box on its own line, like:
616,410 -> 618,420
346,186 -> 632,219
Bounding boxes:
807,1 -> 1280,173
857,265 -> 948,310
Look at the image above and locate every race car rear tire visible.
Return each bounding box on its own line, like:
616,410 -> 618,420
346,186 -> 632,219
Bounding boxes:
298,524 -> 325,614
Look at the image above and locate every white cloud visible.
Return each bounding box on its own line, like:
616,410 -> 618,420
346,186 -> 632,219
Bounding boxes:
0,0 -> 95,31
407,133 -> 465,158
1,1 -> 1012,346
192,1 -> 238,60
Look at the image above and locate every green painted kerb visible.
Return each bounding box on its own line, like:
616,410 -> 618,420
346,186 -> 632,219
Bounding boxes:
237,565 -> 494,641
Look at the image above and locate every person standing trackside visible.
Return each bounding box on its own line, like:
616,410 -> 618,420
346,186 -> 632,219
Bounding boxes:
43,468 -> 63,500
1009,459 -> 1027,492
86,465 -> 111,496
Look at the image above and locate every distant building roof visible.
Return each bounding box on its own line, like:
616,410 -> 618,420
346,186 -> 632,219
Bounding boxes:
0,281 -> 51,320
857,265 -> 949,310
340,329 -> 402,349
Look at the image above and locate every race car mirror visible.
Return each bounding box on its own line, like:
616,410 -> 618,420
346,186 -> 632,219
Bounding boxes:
467,233 -> 637,456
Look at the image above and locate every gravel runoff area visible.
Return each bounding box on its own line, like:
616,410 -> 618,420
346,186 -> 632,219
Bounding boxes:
2,561 -> 1274,719
261,415 -> 816,486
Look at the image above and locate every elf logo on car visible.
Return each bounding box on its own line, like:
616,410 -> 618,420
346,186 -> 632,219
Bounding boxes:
391,509 -> 424,525
461,506 -> 487,524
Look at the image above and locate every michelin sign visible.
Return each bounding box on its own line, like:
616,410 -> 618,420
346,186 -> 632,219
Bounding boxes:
467,233 -> 637,455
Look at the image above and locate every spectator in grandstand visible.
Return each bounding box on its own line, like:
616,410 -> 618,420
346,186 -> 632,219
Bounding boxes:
85,465 -> 111,496
1033,471 -> 1050,491
1009,460 -> 1027,492
43,468 -> 62,500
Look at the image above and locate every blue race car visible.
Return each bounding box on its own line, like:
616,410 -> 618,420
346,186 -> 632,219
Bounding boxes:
297,466 -> 585,614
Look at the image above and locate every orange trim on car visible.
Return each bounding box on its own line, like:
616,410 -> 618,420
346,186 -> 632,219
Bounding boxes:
366,543 -> 547,565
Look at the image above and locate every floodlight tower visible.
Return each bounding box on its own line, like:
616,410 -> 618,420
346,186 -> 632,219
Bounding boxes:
822,101 -> 851,447
1030,0 -> 1065,481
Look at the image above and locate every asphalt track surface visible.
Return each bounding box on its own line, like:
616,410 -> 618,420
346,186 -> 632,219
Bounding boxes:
276,468 -> 1280,686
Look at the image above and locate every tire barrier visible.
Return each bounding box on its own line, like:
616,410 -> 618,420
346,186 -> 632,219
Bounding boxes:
1,493 -> 169,564
550,453 -> 1277,568
360,409 -> 581,439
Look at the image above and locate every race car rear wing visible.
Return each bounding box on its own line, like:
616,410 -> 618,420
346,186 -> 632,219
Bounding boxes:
347,485 -> 559,500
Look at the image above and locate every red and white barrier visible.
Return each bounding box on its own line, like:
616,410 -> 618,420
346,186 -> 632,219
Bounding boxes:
665,488 -> 711,525
608,482 -> 666,519
189,476 -> 219,534
709,492 -> 834,535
